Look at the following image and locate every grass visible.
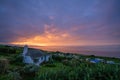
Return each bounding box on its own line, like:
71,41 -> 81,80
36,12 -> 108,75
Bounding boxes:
0,44 -> 120,80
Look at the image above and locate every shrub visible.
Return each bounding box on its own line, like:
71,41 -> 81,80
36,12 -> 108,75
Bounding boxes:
10,54 -> 24,66
62,59 -> 80,67
62,59 -> 70,66
7,71 -> 22,80
0,58 -> 9,74
44,63 -> 56,67
52,55 -> 66,61
21,64 -> 39,77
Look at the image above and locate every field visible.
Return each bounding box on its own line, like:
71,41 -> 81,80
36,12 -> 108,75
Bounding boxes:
0,45 -> 120,80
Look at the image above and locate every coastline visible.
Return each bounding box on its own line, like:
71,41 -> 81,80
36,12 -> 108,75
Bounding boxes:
30,45 -> 120,58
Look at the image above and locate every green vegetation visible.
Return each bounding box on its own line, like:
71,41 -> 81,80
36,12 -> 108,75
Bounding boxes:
0,45 -> 120,80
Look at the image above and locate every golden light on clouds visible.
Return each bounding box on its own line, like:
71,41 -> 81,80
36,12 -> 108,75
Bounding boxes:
11,24 -> 78,46
11,32 -> 74,46
10,24 -> 114,46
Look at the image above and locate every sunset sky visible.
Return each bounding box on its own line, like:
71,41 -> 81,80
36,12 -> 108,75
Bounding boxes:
0,0 -> 120,46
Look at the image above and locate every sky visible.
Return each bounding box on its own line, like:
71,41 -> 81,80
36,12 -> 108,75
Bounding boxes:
0,0 -> 120,46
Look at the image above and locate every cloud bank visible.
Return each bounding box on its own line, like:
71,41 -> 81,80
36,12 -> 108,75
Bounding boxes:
0,0 -> 120,46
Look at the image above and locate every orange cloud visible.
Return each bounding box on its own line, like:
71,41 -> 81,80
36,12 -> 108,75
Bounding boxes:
11,24 -> 115,46
11,24 -> 80,46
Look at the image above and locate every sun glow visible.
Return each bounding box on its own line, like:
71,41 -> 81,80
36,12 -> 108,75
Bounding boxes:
10,33 -> 78,46
10,26 -> 78,46
11,42 -> 47,46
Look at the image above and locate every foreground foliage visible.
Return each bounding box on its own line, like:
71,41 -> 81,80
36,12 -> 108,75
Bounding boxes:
35,61 -> 120,80
0,45 -> 120,80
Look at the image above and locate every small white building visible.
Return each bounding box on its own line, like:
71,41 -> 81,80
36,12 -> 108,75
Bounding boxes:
22,45 -> 50,66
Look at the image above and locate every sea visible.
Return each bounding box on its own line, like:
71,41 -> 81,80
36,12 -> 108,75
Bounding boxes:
30,45 -> 120,58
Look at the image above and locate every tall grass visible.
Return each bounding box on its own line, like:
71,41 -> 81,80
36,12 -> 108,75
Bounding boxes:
35,61 -> 120,80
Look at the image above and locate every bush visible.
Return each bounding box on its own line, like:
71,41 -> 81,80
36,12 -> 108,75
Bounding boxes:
52,55 -> 66,61
44,63 -> 56,67
62,59 -> 80,67
0,58 -> 9,74
7,71 -> 22,80
21,64 -> 39,77
0,46 -> 22,55
10,54 -> 24,66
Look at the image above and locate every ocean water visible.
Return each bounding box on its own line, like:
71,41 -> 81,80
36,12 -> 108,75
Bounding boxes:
30,45 -> 120,58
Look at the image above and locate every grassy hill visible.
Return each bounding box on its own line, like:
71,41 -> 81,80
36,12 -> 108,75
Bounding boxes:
0,44 -> 120,80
